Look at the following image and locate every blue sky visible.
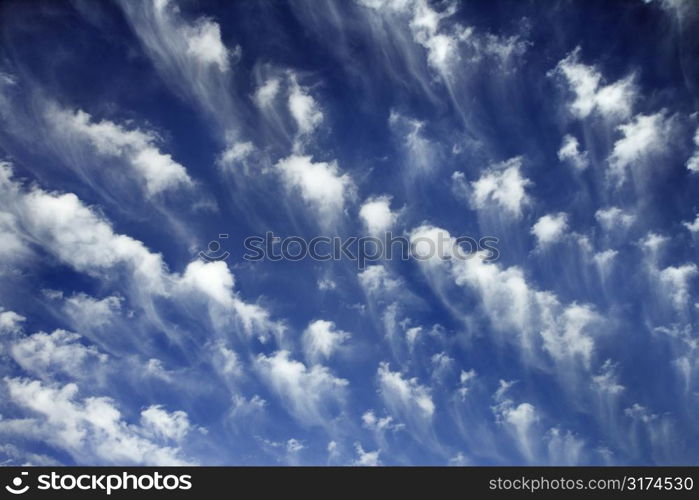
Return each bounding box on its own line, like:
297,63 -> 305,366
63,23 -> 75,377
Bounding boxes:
0,0 -> 698,466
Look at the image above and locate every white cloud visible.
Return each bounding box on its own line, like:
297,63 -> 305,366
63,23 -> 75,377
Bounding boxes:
183,17 -> 230,71
653,325 -> 698,393
286,438 -> 305,454
254,350 -> 348,426
2,377 -> 191,465
479,32 -> 528,67
212,342 -> 242,377
469,157 -> 532,218
317,278 -> 337,291
409,0 -> 458,73
275,155 -> 355,226
0,164 -> 168,293
405,326 -> 422,347
531,213 -> 569,248
410,225 -> 601,369
361,410 -> 403,433
592,359 -> 625,396
552,48 -> 636,119
358,0 -> 459,74
593,249 -> 618,278
656,0 -> 699,18
457,369 -> 477,400
179,260 -> 285,341
229,394 -> 266,421
231,299 -> 286,343
639,228 -> 697,312
0,309 -> 25,334
10,329 -> 107,379
63,294 -> 122,330
608,111 -> 676,185
377,362 -> 434,429
288,77 -> 323,136
140,405 -> 191,442
359,0 -> 527,76
624,403 -> 657,423
594,77 -> 637,117
492,381 -> 539,462
353,442 -> 381,466
179,260 -> 235,307
118,0 -> 239,134
407,226 -> 455,266
0,163 -> 284,342
686,126 -> 699,173
359,195 -> 398,235
0,210 -> 29,263
595,207 -> 635,231
46,106 -> 192,196
327,440 -> 339,456
684,214 -> 699,233
0,443 -> 60,466
389,111 -> 439,175
302,319 -> 351,363
358,265 -> 402,295
122,0 -> 234,72
504,403 -> 538,442
541,304 -> 597,368
546,427 -> 585,466
640,232 -> 669,256
658,264 -> 697,310
217,141 -> 254,168
254,77 -> 281,109
639,232 -> 669,269
449,452 -> 469,465
431,352 -> 454,381
558,134 -> 589,170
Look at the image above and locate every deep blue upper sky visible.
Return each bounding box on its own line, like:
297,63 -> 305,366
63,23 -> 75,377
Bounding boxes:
0,0 -> 698,465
